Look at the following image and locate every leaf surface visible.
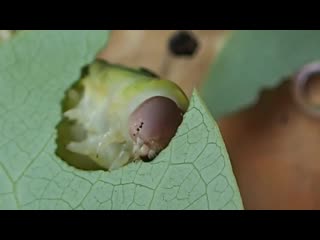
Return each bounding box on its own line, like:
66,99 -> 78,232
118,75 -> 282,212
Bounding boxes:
0,30 -> 242,210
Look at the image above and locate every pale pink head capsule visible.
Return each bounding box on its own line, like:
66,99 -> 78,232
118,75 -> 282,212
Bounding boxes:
129,96 -> 184,161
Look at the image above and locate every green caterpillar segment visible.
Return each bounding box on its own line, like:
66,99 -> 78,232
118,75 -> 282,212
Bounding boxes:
113,78 -> 189,112
63,59 -> 189,171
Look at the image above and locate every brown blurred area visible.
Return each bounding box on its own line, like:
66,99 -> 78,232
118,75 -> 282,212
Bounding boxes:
98,30 -> 229,97
98,30 -> 320,210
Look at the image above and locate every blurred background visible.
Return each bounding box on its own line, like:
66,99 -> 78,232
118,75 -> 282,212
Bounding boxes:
97,30 -> 229,97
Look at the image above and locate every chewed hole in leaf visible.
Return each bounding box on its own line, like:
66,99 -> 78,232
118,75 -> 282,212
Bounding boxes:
55,65 -> 102,171
55,60 -> 189,172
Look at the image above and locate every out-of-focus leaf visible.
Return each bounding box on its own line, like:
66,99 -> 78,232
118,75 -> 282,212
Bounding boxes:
201,30 -> 320,119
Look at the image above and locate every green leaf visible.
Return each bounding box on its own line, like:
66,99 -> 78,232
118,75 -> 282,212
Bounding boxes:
201,30 -> 320,119
0,30 -> 243,210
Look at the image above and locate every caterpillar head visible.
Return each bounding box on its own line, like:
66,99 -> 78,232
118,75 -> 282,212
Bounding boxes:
129,96 -> 184,161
